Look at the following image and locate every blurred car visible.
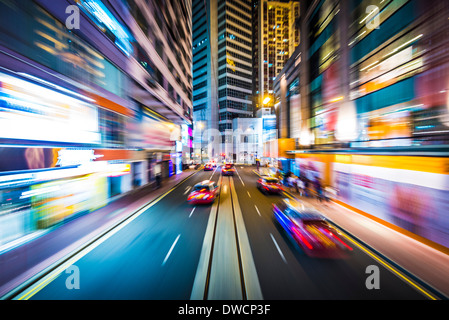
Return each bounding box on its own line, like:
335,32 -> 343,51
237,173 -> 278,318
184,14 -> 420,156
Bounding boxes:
204,163 -> 214,171
257,176 -> 283,194
273,198 -> 353,258
187,180 -> 219,205
221,163 -> 235,176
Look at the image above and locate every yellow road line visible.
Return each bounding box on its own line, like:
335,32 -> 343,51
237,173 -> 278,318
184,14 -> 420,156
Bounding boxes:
233,169 -> 438,300
336,229 -> 438,300
13,170 -> 200,300
283,192 -> 296,201
252,170 -> 261,177
18,273 -> 59,300
278,190 -> 438,300
333,199 -> 449,256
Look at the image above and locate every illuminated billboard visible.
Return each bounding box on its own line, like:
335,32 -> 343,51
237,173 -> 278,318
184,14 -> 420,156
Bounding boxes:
0,73 -> 101,145
262,115 -> 277,142
126,107 -> 179,150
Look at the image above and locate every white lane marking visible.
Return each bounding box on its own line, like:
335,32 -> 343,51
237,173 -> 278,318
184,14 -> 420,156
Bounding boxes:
270,233 -> 287,264
210,166 -> 218,180
254,205 -> 261,217
13,171 -> 200,300
189,207 -> 196,218
184,186 -> 192,195
247,191 -> 251,198
162,234 -> 181,266
235,167 -> 245,186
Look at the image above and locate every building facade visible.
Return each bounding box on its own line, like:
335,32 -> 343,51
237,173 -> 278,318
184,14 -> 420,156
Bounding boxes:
253,0 -> 300,111
273,0 -> 449,253
192,0 -> 219,162
299,0 -> 449,148
274,44 -> 302,141
232,117 -> 263,164
0,0 -> 192,244
192,0 -> 253,162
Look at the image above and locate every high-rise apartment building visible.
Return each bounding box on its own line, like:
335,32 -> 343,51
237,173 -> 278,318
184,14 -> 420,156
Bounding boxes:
253,0 -> 300,110
192,0 -> 253,161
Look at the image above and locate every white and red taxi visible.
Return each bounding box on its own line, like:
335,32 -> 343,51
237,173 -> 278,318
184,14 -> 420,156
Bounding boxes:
187,180 -> 219,205
257,176 -> 284,194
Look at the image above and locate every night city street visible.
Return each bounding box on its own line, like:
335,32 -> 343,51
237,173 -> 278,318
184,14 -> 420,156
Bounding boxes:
0,0 -> 449,314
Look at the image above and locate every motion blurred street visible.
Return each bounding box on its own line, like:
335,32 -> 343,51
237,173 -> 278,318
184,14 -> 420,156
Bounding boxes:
0,0 -> 449,302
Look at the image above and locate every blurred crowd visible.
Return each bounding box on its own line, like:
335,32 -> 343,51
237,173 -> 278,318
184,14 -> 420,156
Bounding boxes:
264,166 -> 335,203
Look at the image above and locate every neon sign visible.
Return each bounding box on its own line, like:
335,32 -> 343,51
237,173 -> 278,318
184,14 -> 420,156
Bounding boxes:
77,0 -> 134,56
0,73 -> 101,145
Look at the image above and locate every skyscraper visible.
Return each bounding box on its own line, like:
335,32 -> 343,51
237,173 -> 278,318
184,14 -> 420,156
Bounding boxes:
0,0 -> 194,243
253,0 -> 300,111
192,0 -> 253,162
192,0 -> 219,162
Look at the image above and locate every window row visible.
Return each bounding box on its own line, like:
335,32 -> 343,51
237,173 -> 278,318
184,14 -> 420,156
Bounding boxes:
193,91 -> 207,101
218,67 -> 252,80
218,77 -> 252,90
218,88 -> 251,100
219,99 -> 251,111
193,80 -> 207,91
219,39 -> 252,56
218,57 -> 252,71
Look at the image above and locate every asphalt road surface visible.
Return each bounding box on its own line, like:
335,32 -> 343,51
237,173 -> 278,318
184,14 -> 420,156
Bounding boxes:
15,166 -> 432,300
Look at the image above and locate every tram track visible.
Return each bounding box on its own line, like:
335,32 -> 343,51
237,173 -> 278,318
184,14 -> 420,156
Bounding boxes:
191,174 -> 262,300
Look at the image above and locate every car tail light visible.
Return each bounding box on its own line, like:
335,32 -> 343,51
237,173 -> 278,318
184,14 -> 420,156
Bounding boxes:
292,228 -> 313,250
322,228 -> 353,251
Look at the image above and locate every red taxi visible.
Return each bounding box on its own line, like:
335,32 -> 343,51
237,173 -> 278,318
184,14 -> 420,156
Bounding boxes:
187,180 -> 219,205
221,163 -> 235,176
257,176 -> 283,194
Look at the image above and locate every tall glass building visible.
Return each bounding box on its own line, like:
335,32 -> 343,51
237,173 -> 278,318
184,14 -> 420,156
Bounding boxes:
192,0 -> 253,162
192,0 -> 219,162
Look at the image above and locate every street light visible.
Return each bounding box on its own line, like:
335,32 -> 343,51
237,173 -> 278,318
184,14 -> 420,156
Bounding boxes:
263,96 -> 271,105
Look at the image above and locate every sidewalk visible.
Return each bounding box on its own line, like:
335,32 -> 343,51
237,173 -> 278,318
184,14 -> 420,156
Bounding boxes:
0,169 -> 198,298
284,186 -> 449,298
